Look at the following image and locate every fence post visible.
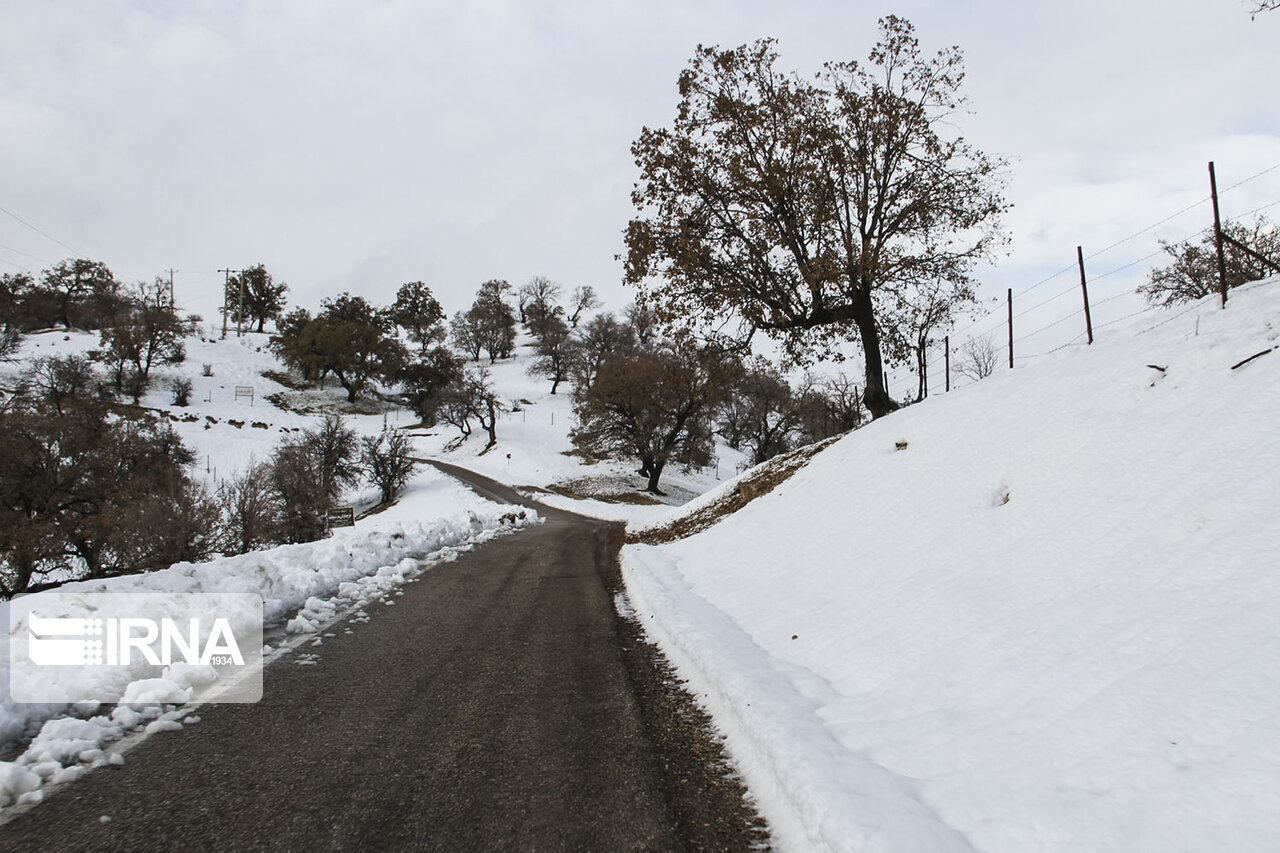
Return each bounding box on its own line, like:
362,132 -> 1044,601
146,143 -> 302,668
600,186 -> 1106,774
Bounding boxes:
921,346 -> 928,399
1077,245 -> 1094,345
944,335 -> 950,392
1007,288 -> 1014,369
1209,161 -> 1229,307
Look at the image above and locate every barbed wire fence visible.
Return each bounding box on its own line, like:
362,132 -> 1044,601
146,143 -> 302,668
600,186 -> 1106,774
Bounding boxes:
885,160 -> 1280,403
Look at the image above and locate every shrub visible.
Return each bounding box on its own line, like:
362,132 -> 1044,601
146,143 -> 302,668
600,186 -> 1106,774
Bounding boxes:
172,377 -> 194,407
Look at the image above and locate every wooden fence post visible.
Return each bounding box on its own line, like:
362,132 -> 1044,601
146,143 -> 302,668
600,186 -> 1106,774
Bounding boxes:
944,335 -> 950,392
1077,245 -> 1094,345
1007,288 -> 1014,369
1209,161 -> 1229,307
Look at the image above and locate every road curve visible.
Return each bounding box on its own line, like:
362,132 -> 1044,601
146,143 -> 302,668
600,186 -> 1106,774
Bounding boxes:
0,462 -> 766,851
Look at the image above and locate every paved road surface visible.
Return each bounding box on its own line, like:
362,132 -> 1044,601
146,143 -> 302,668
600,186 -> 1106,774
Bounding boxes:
0,463 -> 753,851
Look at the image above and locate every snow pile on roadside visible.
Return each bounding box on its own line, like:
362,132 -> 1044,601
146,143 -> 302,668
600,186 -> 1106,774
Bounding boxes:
624,278 -> 1280,852
1,502 -> 537,811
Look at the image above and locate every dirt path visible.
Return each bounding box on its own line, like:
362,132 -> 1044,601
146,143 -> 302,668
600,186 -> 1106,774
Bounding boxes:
0,463 -> 767,851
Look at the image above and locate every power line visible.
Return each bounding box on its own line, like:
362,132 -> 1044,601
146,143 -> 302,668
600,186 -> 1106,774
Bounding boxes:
1087,247 -> 1167,283
1082,198 -> 1207,262
0,204 -> 84,258
0,242 -> 52,266
1013,281 -> 1077,320
1225,197 -> 1280,223
1219,161 -> 1280,195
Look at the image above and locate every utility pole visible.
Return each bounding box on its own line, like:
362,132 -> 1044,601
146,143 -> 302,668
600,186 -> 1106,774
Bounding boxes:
237,270 -> 246,337
165,268 -> 177,317
218,268 -> 233,339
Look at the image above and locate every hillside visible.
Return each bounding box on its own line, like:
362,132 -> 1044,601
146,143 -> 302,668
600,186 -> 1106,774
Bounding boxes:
400,332 -> 746,516
622,278 -> 1280,852
0,324 -> 741,513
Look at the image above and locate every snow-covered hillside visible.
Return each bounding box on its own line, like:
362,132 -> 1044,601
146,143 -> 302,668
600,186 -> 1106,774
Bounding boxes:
406,332 -> 745,517
624,278 -> 1280,852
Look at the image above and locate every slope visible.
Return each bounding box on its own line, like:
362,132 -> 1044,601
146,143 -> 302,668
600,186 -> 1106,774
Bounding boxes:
623,278 -> 1280,852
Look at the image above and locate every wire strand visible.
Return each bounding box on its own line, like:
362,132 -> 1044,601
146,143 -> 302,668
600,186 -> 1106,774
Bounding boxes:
0,204 -> 83,258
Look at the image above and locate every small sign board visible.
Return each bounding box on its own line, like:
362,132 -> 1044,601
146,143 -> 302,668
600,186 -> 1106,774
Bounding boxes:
326,507 -> 355,528
234,385 -> 254,405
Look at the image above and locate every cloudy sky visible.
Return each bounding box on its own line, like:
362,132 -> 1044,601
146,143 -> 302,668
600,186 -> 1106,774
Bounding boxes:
2,0 -> 1278,352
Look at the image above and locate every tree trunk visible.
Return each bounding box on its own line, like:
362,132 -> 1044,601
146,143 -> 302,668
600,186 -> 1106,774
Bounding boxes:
334,370 -> 358,403
851,287 -> 897,419
645,460 -> 666,495
483,399 -> 498,450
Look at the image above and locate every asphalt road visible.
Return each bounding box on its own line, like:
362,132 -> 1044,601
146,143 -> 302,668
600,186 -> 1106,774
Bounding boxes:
0,463 -> 765,851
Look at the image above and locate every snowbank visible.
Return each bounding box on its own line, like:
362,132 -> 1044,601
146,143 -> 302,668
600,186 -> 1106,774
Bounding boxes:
1,499 -> 538,812
623,278 -> 1280,852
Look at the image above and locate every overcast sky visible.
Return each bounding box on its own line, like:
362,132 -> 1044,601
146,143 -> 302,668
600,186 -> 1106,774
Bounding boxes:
2,0 -> 1278,352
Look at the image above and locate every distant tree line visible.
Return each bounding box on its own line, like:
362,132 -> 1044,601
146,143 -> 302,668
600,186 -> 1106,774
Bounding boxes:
425,276 -> 869,493
0,362 -> 417,597
0,260 -> 420,596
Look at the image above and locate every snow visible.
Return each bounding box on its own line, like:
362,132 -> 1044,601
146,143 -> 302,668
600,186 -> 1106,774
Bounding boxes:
407,331 -> 745,506
623,278 -> 1280,852
0,492 -> 537,811
0,491 -> 537,811
1,327 -> 549,813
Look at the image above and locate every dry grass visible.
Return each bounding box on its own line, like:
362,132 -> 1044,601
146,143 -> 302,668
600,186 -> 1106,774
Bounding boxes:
263,389 -> 395,416
260,368 -> 312,391
627,436 -> 840,545
543,478 -> 666,506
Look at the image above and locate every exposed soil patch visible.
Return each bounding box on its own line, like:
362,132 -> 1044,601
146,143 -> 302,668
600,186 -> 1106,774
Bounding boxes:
629,436 -> 840,545
597,525 -> 774,851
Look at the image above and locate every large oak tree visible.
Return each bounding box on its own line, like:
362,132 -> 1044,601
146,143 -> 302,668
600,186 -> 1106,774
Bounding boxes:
625,17 -> 1007,418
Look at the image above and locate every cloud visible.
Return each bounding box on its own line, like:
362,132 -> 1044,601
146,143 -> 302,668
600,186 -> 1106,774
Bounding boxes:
0,0 -> 1276,331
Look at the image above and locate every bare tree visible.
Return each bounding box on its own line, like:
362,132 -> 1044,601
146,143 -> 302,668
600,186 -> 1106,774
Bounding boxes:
716,360 -> 803,467
217,464 -> 282,555
440,368 -> 505,452
99,278 -> 187,402
27,355 -> 98,414
623,302 -> 659,347
569,313 -> 636,393
361,428 -> 419,504
955,336 -> 999,382
566,285 -> 601,328
267,414 -> 361,543
794,373 -> 865,443
518,276 -> 562,333
527,315 -> 575,394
